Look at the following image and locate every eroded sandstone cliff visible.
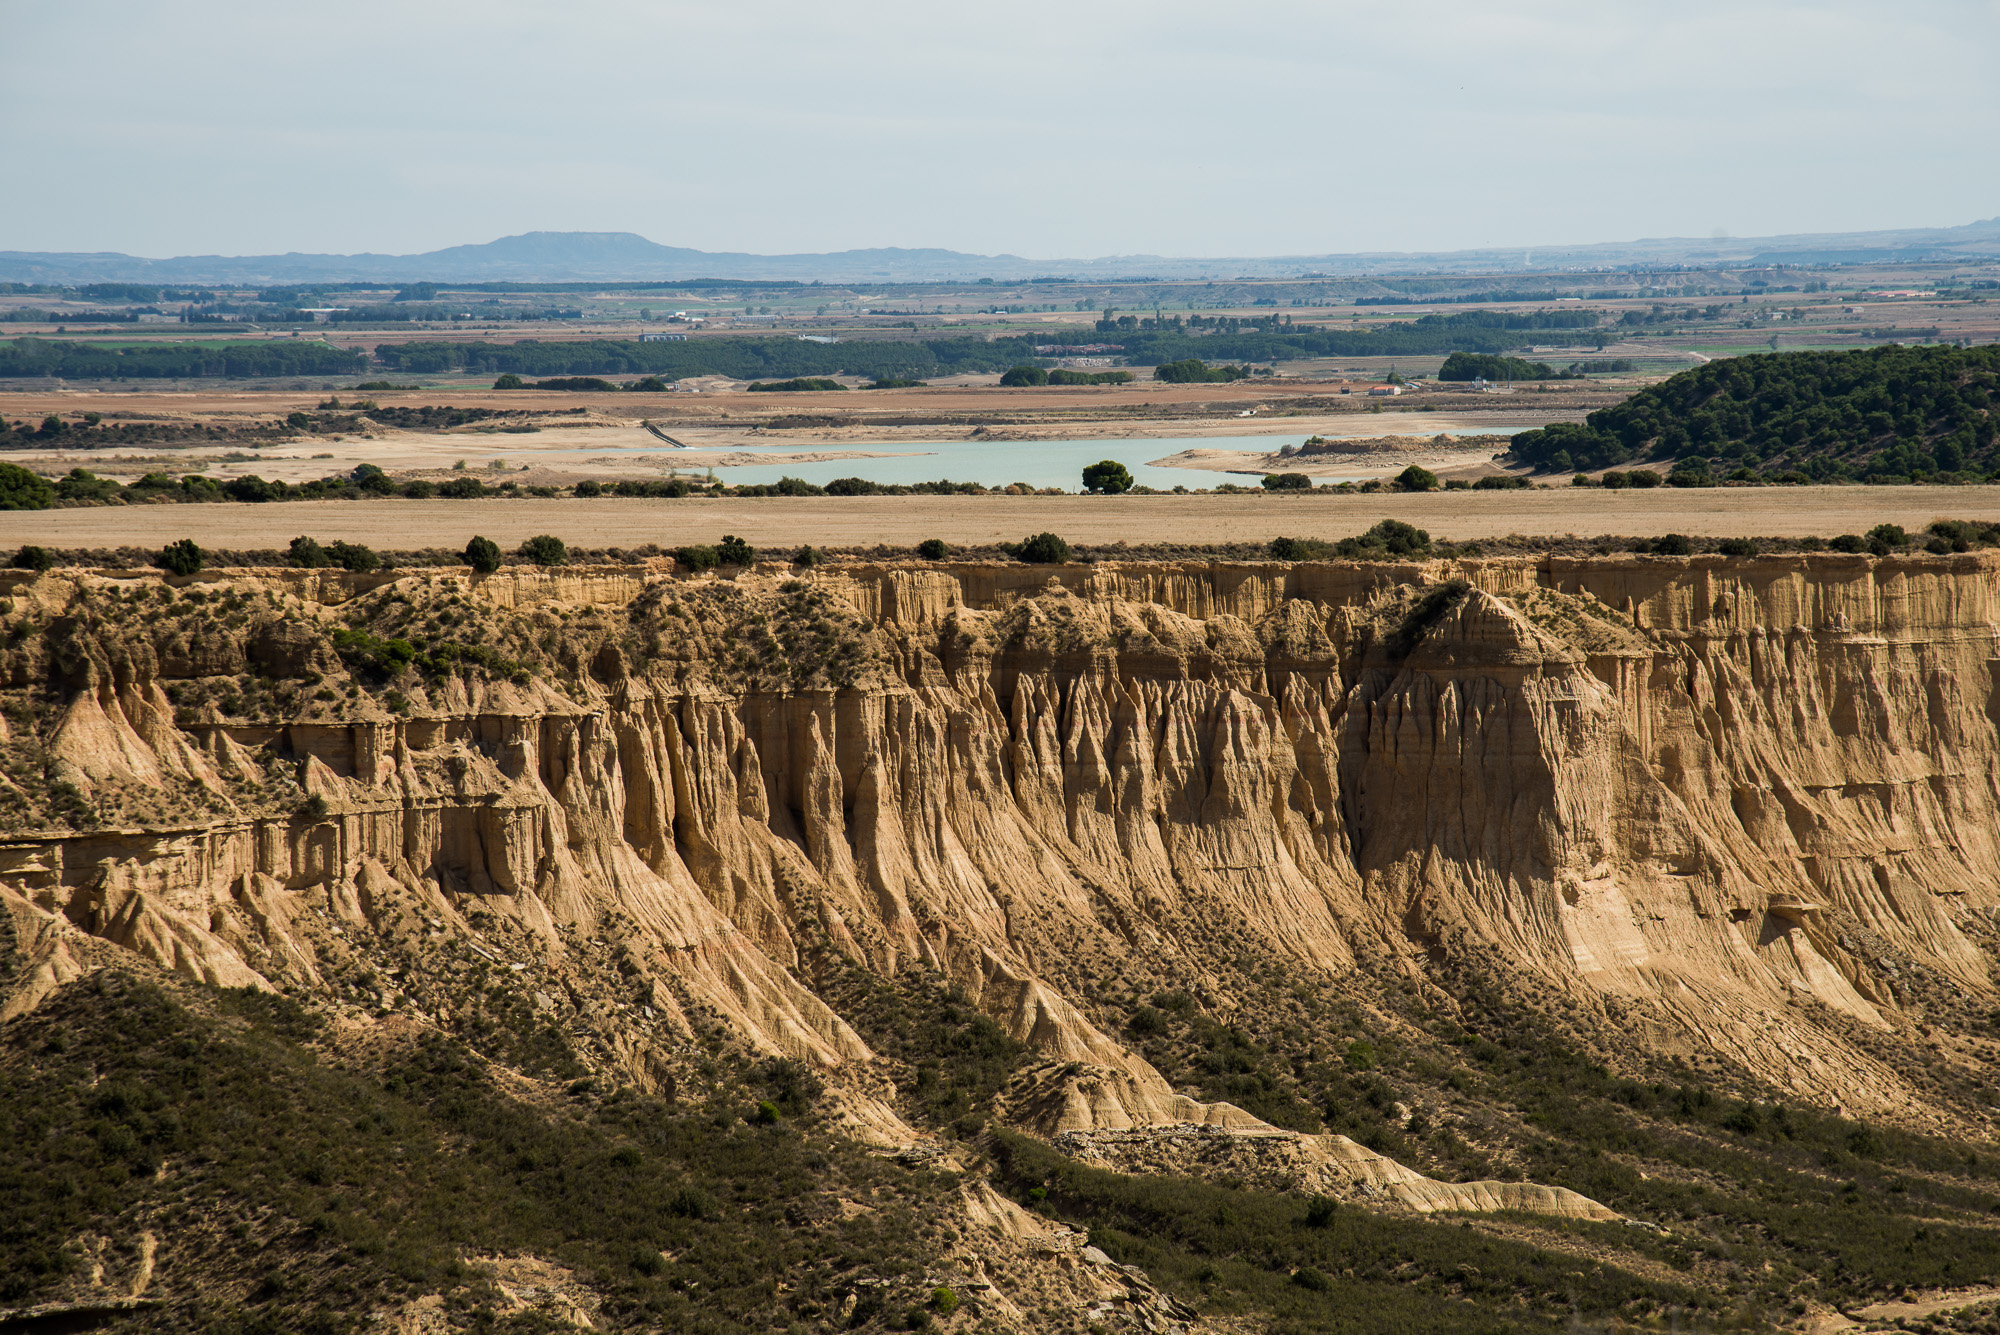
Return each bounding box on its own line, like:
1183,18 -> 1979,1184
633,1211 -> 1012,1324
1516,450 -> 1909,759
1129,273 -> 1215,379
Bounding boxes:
4,550 -> 1997,1191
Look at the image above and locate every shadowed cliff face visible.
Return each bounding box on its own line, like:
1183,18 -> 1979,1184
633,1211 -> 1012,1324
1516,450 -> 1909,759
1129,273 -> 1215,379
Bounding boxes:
3,553 -> 1997,1150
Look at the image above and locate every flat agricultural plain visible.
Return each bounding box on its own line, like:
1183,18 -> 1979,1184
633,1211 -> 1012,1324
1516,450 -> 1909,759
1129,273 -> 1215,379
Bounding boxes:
2,487 -> 1993,552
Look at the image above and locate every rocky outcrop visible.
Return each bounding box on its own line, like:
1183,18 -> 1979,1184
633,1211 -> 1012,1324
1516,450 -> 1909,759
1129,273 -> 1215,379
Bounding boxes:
2,553 -> 1997,1200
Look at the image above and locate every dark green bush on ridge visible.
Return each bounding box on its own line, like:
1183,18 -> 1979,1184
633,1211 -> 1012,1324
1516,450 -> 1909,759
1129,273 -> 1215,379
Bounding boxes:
1009,532 -> 1071,564
999,365 -> 1048,387
517,534 -> 568,567
11,544 -> 55,571
157,538 -> 204,575
463,535 -> 502,573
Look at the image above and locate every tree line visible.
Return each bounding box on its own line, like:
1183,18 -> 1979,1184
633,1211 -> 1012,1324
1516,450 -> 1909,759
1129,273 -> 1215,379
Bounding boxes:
0,339 -> 365,379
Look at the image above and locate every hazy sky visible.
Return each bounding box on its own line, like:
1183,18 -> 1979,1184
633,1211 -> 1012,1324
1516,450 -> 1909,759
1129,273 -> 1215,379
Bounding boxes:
5,0 -> 1996,260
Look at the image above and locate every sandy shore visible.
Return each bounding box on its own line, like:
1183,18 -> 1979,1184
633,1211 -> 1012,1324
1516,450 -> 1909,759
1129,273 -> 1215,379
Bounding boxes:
1149,433 -> 1507,479
1,488 -> 1990,550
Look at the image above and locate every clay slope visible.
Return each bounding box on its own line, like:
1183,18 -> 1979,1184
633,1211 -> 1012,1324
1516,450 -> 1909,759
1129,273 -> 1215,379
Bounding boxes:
1,552 -> 1996,1197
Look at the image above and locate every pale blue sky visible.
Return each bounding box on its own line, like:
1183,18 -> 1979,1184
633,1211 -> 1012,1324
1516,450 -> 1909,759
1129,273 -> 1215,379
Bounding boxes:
4,0 -> 1996,259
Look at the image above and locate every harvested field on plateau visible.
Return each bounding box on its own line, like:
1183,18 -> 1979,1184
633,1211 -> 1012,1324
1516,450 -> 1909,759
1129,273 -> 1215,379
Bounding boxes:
0,486 -> 1991,550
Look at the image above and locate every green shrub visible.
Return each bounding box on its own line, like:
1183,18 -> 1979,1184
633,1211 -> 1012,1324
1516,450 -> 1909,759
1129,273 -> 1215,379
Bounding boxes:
327,540 -> 379,572
1011,532 -> 1071,564
463,535 -> 502,573
747,378 -> 845,392
1651,533 -> 1693,556
1081,460 -> 1134,494
297,793 -> 330,823
11,544 -> 55,571
998,365 -> 1049,386
1600,470 -> 1629,489
1867,523 -> 1907,547
1715,537 -> 1758,557
0,462 -> 54,511
1262,472 -> 1312,491
753,1100 -> 781,1125
493,373 -> 524,389
916,538 -> 949,560
1393,464 -> 1439,492
794,544 -> 820,568
677,544 -> 720,572
574,479 -> 603,497
287,536 -> 331,568
518,534 -> 568,567
1627,469 -> 1663,488
157,538 -> 204,576
931,1286 -> 958,1314
717,535 -> 754,566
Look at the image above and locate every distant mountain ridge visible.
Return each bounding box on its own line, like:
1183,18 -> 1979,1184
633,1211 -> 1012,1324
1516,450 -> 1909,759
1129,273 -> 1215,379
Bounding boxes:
2,219 -> 1997,285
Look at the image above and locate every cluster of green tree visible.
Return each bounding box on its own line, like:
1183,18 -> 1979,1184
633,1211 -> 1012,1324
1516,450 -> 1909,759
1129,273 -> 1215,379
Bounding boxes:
0,338 -> 365,379
1568,358 -> 1637,373
377,335 -> 1032,381
866,376 -> 927,388
1505,346 -> 2000,479
0,460 -> 571,509
1618,303 -> 1731,326
1436,351 -> 1566,381
324,304 -> 469,323
747,378 -> 846,392
1104,308 -> 1606,366
1267,522 -> 1435,562
1154,359 -> 1251,383
998,366 -> 1135,386
0,309 -> 143,323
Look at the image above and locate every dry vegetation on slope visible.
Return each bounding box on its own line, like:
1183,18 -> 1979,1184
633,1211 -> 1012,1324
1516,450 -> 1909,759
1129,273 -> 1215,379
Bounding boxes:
8,550 -> 2000,1332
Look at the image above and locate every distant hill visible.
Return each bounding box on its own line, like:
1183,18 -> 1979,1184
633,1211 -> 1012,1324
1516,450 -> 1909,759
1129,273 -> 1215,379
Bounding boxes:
1505,344 -> 2000,480
1,219 -> 1997,285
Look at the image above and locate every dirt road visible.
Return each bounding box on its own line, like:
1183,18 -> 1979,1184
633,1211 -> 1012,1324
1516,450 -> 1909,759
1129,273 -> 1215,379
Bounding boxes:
1,488 -> 1988,552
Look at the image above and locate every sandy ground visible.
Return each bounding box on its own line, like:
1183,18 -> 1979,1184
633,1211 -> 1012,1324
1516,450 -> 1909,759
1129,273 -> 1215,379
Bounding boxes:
1149,436 -> 1507,480
2,488 -> 1992,551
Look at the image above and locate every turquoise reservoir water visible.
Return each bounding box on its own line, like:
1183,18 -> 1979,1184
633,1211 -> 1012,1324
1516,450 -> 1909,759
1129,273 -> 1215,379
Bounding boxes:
675,430 -> 1515,492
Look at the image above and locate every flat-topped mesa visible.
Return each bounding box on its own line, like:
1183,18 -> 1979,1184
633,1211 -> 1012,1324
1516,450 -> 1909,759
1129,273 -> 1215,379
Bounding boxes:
0,550 -> 1995,1160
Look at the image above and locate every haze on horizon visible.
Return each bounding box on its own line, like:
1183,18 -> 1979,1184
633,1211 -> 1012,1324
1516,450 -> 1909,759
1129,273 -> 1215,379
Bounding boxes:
5,0 -> 1996,264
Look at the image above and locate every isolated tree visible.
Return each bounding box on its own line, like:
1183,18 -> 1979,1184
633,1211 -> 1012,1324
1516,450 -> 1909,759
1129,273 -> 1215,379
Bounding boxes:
11,544 -> 55,571
716,535 -> 754,566
463,535 -> 503,573
518,534 -> 568,567
1393,464 -> 1440,492
999,365 -> 1049,387
1013,532 -> 1071,564
916,538 -> 949,560
1081,460 -> 1134,494
493,373 -> 524,389
158,538 -> 205,576
1261,472 -> 1312,491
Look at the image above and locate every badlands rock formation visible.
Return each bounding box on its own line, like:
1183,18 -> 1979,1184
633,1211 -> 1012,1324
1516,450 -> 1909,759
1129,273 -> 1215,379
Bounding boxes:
2,551 -> 1996,1210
